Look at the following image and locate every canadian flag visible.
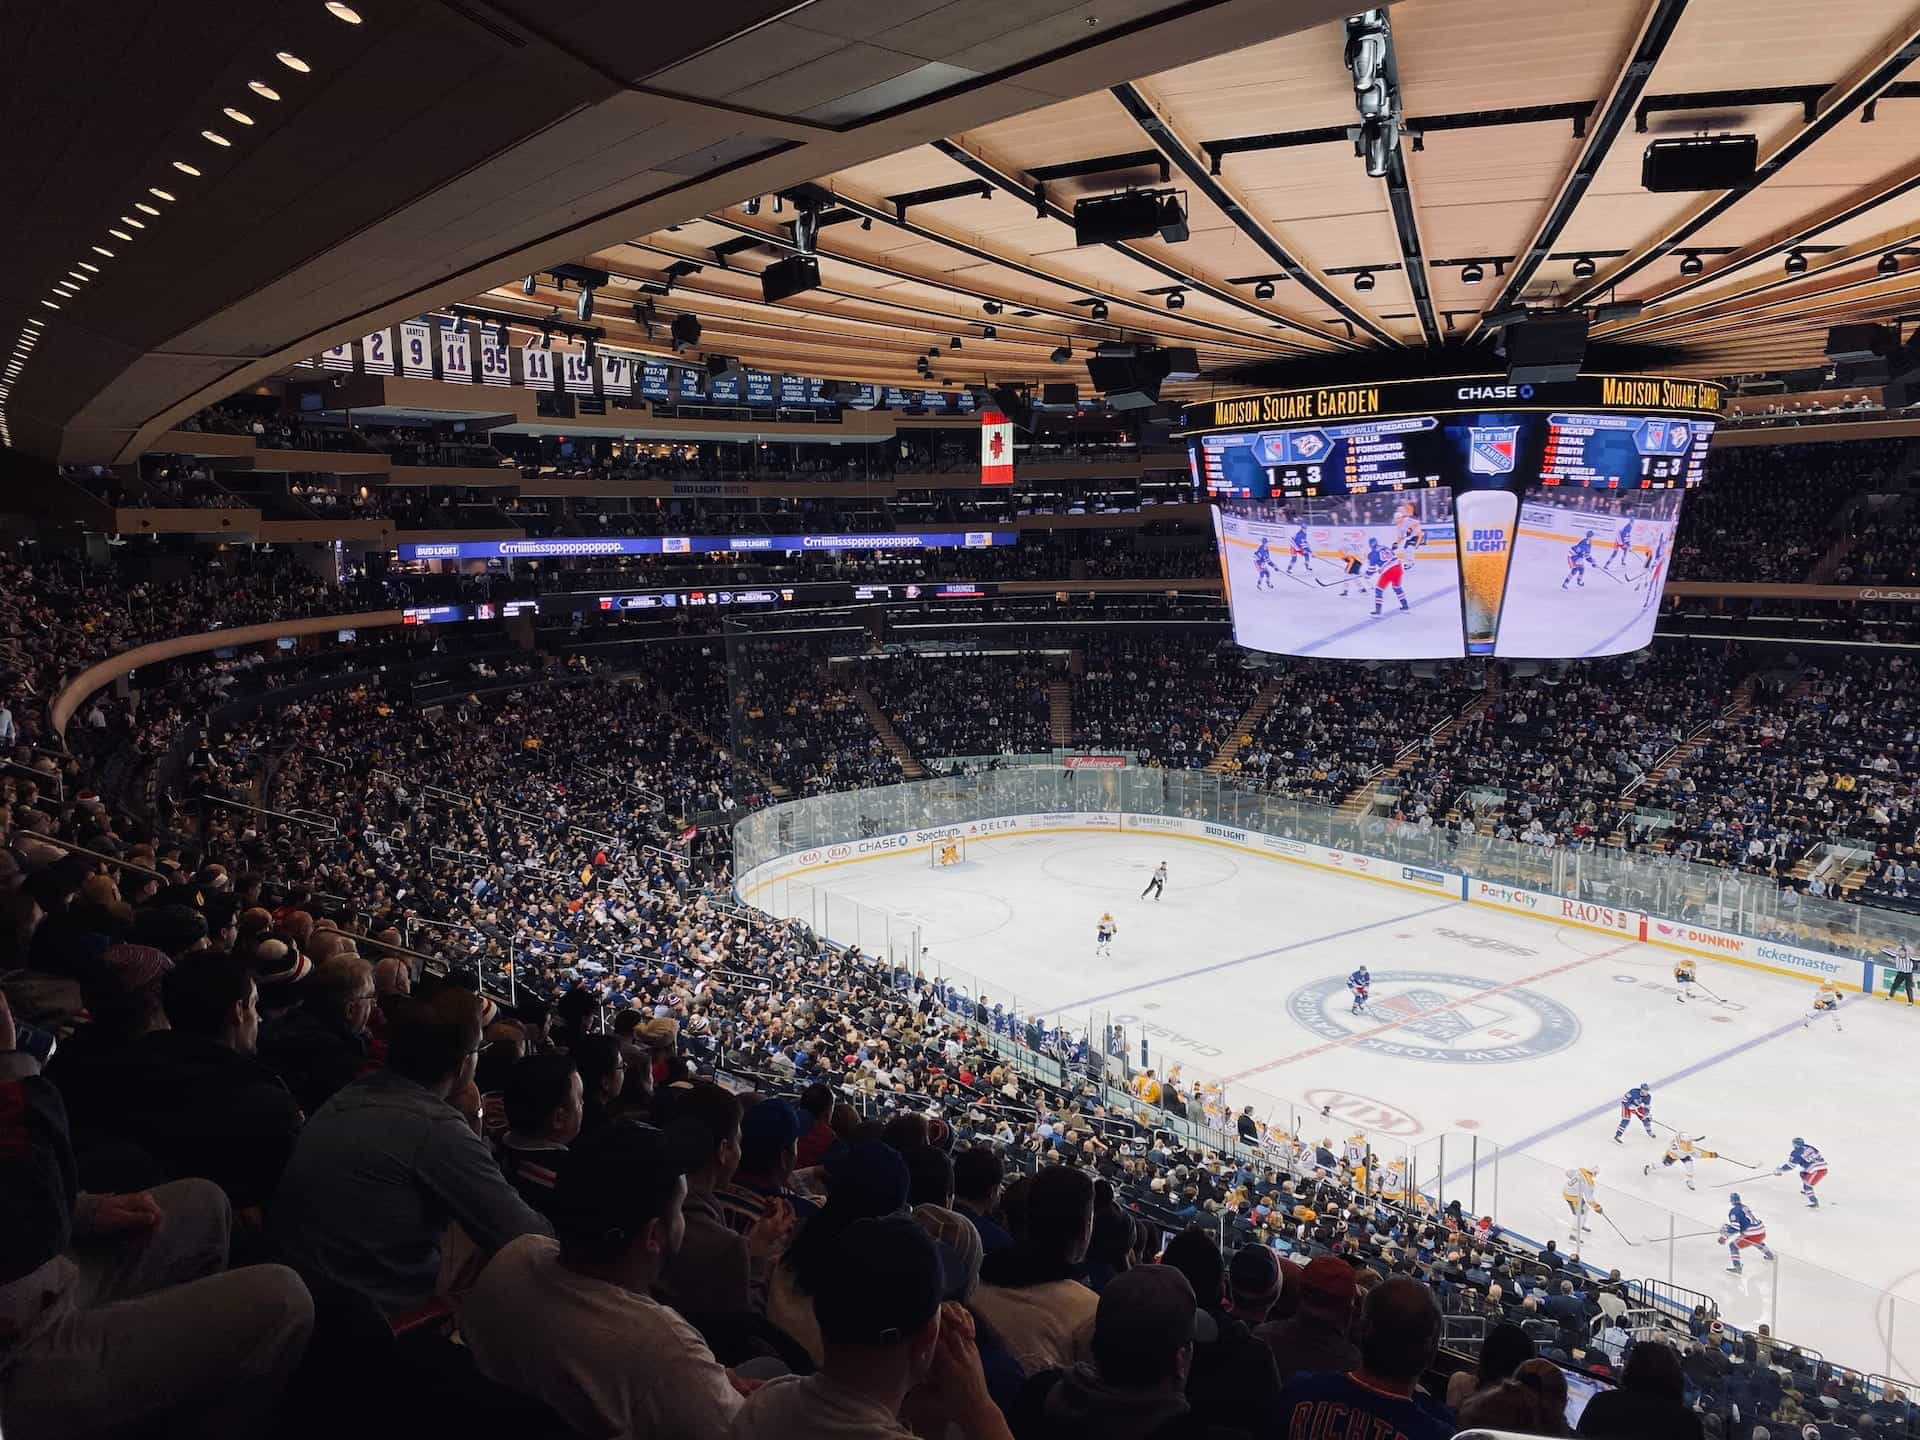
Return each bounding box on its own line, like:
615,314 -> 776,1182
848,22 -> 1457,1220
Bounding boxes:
980,411 -> 1014,486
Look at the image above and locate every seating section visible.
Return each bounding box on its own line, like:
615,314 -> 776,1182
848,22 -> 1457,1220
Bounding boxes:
1673,439 -> 1905,582
861,652 -> 1056,760
1072,635 -> 1261,767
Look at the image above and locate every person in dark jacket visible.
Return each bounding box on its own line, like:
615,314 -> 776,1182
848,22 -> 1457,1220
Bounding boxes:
1576,1339 -> 1705,1440
258,954 -> 374,1116
1161,1227 -> 1284,1437
1253,1254 -> 1361,1379
954,1143 -> 1015,1256
107,952 -> 304,1209
1012,1264 -> 1246,1440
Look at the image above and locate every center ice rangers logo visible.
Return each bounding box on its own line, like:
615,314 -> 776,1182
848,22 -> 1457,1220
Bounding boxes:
1468,425 -> 1520,475
1286,969 -> 1579,1064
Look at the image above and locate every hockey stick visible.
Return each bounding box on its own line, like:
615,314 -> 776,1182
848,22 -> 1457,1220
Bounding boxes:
1595,1208 -> 1638,1247
1657,1229 -> 1727,1242
1691,979 -> 1728,1003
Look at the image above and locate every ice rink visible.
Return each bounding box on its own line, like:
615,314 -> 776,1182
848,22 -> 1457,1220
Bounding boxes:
1494,510 -> 1676,659
767,829 -> 1920,1377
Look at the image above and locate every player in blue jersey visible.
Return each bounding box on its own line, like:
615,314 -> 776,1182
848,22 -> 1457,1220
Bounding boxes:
1367,539 -> 1408,617
1253,536 -> 1276,590
1775,1137 -> 1829,1208
1721,1194 -> 1777,1272
1602,516 -> 1634,572
1347,965 -> 1371,1016
1612,1082 -> 1655,1143
1562,531 -> 1595,590
1286,523 -> 1314,574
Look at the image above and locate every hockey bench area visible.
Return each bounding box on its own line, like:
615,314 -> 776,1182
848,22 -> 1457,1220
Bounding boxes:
737,767 -> 1920,1380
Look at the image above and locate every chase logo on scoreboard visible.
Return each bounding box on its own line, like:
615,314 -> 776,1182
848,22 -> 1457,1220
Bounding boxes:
1468,426 -> 1520,475
1286,969 -> 1578,1064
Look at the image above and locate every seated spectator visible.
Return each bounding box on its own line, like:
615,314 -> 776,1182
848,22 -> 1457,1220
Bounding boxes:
795,1081 -> 838,1168
767,1139 -> 911,1366
1447,1320 -> 1536,1407
1225,1245 -> 1283,1330
732,1214 -> 1013,1440
0,993 -> 314,1439
270,986 -> 552,1316
1254,1254 -> 1361,1379
1575,1339 -> 1703,1440
1160,1227 -> 1284,1436
718,1097 -> 814,1233
1516,1357 -> 1572,1436
1012,1264 -> 1231,1440
953,1143 -> 1014,1255
1458,1378 -> 1556,1435
570,1032 -> 627,1133
494,1051 -> 582,1221
459,1119 -> 744,1440
258,953 -> 375,1115
972,1163 -> 1098,1374
1275,1277 -> 1452,1440
655,1080 -> 793,1316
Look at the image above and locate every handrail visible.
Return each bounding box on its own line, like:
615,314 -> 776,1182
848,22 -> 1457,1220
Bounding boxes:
3,831 -> 166,881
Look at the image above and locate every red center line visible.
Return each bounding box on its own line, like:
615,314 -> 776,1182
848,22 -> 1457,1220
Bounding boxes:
1221,939 -> 1640,1085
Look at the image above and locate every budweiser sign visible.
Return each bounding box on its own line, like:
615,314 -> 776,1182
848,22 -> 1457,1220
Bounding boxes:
1063,755 -> 1127,770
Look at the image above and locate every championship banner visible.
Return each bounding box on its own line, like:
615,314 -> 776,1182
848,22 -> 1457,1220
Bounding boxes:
439,325 -> 472,383
399,321 -> 434,379
981,410 -> 1014,486
361,328 -> 395,376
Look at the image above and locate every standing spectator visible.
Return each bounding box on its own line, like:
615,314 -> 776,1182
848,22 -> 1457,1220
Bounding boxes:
972,1164 -> 1099,1374
1011,1265 -> 1228,1440
494,1051 -> 582,1221
257,954 -> 375,1115
954,1144 -> 1014,1255
270,987 -> 552,1316
1275,1277 -> 1453,1440
459,1119 -> 744,1440
0,992 -> 314,1439
795,1080 -> 838,1167
1575,1340 -> 1704,1440
1254,1255 -> 1361,1379
732,1215 -> 1014,1440
1160,1227 -> 1284,1436
1226,1243 -> 1283,1328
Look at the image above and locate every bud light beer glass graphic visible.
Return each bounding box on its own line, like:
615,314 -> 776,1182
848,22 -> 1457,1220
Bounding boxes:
1454,490 -> 1518,655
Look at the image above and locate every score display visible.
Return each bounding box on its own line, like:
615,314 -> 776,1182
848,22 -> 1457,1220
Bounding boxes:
1182,373 -> 1725,662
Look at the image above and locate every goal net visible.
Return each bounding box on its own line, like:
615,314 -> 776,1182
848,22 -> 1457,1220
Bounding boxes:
929,835 -> 967,868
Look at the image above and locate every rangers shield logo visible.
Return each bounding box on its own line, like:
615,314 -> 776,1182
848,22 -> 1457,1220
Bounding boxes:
1468,425 -> 1519,475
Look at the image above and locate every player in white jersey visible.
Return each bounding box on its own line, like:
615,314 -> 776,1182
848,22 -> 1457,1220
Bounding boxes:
1562,1165 -> 1602,1240
1095,912 -> 1117,958
1395,505 -> 1425,574
1342,1133 -> 1370,1187
1643,1132 -> 1716,1191
1672,956 -> 1698,1002
1804,978 -> 1844,1031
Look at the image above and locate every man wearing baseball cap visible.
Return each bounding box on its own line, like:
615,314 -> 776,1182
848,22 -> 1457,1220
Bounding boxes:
734,1214 -> 1012,1440
1254,1254 -> 1361,1379
1275,1277 -> 1453,1440
461,1118 -> 744,1440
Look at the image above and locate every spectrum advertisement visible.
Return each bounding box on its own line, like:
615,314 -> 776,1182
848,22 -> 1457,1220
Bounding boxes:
396,530 -> 1015,561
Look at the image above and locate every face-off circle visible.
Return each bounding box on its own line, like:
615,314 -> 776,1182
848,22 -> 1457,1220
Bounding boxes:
1286,969 -> 1580,1064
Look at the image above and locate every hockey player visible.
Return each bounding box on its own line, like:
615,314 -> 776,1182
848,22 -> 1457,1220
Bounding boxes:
1338,548 -> 1369,598
1639,534 -> 1668,611
1396,504 -> 1425,574
1562,1165 -> 1601,1241
1342,1133 -> 1370,1188
1775,1137 -> 1828,1208
1643,1132 -> 1716,1191
1673,956 -> 1698,1003
1603,515 -> 1634,572
1348,964 -> 1372,1016
1804,978 -> 1844,1031
1721,1194 -> 1777,1272
1286,522 -> 1313,574
1253,537 -> 1276,590
1141,861 -> 1168,901
1612,1082 -> 1655,1143
1095,912 -> 1117,958
1368,539 -> 1408,618
1562,531 -> 1596,590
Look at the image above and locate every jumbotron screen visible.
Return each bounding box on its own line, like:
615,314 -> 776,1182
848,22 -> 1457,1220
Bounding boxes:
1177,374 -> 1723,660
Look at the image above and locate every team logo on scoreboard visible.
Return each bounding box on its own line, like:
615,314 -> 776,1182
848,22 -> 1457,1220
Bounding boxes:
1467,425 -> 1520,475
1293,431 -> 1327,460
1285,969 -> 1579,1064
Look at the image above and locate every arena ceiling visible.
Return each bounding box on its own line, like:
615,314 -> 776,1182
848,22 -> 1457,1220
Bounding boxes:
478,0 -> 1920,398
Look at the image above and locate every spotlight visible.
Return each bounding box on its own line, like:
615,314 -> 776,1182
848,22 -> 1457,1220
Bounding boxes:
1881,253 -> 1902,276
1460,262 -> 1485,285
1050,345 -> 1072,363
1572,255 -> 1597,280
1165,290 -> 1185,310
1785,250 -> 1808,275
670,313 -> 702,353
576,288 -> 594,321
522,274 -> 538,296
981,325 -> 997,338
983,300 -> 1002,315
1253,279 -> 1276,300
1679,252 -> 1703,276
744,197 -> 760,215
794,206 -> 819,254
772,195 -> 783,214
860,217 -> 872,231
1353,270 -> 1377,292
538,326 -> 553,350
950,336 -> 962,350
1089,300 -> 1109,321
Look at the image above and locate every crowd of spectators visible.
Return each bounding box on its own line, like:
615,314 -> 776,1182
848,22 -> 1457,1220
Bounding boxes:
728,642 -> 904,795
863,653 -> 1058,760
1674,441 -> 1905,583
1072,636 -> 1261,769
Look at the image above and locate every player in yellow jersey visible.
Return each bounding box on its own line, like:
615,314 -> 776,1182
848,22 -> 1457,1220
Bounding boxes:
1643,1132 -> 1717,1191
1805,978 -> 1844,1032
1396,503 -> 1426,575
1673,957 -> 1698,1003
1562,1165 -> 1602,1241
938,841 -> 960,867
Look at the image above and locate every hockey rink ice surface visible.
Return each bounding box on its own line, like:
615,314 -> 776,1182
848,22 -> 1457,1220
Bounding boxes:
776,829 -> 1920,1376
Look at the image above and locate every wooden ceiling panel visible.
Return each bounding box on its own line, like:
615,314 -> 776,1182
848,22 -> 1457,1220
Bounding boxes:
1392,0 -> 1649,114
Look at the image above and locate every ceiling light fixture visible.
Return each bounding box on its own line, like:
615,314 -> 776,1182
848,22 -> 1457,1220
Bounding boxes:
1165,290 -> 1185,310
41,301 -> 60,310
223,107 -> 254,125
109,228 -> 132,241
1050,345 -> 1072,363
1785,250 -> 1808,275
950,336 -> 962,350
860,217 -> 872,231
1253,279 -> 1276,300
522,274 -> 538,296
68,271 -> 88,282
1572,255 -> 1597,280
77,261 -> 99,272
135,202 -> 160,216
1089,300 -> 1109,321
1678,252 -> 1703,276
249,81 -> 281,100
203,130 -> 231,147
1460,262 -> 1485,285
120,215 -> 144,229
173,161 -> 201,176
149,187 -> 175,202
1881,252 -> 1902,276
276,52 -> 311,72
92,245 -> 114,257
325,2 -> 363,21
1353,270 -> 1377,292
983,300 -> 1002,315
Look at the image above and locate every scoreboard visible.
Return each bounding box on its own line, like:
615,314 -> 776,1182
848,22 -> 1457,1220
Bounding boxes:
1539,412 -> 1710,490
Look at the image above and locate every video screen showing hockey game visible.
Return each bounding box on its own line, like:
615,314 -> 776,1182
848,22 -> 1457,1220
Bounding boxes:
1214,488 -> 1463,660
1493,485 -> 1685,658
